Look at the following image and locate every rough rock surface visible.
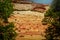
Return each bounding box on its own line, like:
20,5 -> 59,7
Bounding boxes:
8,11 -> 48,40
8,3 -> 49,40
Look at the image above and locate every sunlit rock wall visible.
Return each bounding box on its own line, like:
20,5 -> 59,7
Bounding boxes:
13,3 -> 34,10
13,3 -> 49,13
8,11 -> 47,35
8,3 -> 49,40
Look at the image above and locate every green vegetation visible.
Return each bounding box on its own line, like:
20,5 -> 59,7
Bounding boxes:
0,0 -> 16,40
0,0 -> 13,22
42,0 -> 60,40
0,23 -> 16,40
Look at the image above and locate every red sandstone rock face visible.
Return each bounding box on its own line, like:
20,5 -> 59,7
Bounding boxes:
8,11 -> 48,35
32,7 -> 46,13
13,3 -> 48,13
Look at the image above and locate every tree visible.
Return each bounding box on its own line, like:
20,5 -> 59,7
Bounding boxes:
42,0 -> 60,40
0,23 -> 16,40
0,0 -> 13,22
0,0 -> 16,40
